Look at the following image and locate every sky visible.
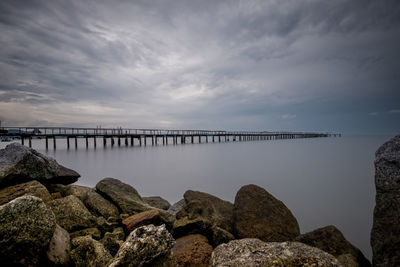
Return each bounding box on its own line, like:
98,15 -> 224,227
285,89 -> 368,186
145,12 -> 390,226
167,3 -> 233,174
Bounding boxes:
0,0 -> 399,134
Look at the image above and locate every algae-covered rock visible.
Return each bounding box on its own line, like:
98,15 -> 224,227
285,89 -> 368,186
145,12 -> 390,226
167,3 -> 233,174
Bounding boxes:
85,189 -> 120,219
233,184 -> 300,242
0,195 -> 56,266
143,196 -> 171,210
0,180 -> 51,205
0,143 -> 79,187
70,227 -> 102,240
172,234 -> 213,267
109,224 -> 175,267
100,227 -> 125,256
70,235 -> 112,267
210,238 -> 342,267
47,195 -> 96,232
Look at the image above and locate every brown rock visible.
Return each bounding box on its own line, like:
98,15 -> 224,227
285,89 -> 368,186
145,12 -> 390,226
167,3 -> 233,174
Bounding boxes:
0,180 -> 51,205
233,184 -> 300,242
122,209 -> 161,232
295,225 -> 370,267
172,234 -> 213,267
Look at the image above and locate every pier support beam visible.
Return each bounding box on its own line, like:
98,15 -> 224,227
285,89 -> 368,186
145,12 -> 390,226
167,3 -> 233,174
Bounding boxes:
29,136 -> 32,148
67,137 -> 70,149
94,137 -> 97,148
53,137 -> 56,149
75,137 -> 78,149
45,137 -> 48,149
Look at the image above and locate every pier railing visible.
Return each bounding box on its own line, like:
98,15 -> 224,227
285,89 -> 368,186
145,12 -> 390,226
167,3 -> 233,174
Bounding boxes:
0,126 -> 340,149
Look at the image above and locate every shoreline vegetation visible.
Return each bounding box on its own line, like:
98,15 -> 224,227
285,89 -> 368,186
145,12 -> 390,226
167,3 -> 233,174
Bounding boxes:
0,137 -> 398,266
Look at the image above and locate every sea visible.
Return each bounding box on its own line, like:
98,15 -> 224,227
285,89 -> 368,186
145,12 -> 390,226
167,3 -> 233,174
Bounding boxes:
1,134 -> 394,260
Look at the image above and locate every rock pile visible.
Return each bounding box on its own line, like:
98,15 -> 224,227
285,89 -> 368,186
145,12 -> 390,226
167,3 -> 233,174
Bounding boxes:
0,142 -> 376,266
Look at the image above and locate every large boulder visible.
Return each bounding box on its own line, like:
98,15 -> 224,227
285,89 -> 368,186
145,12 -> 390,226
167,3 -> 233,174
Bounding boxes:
172,234 -> 213,267
0,180 -> 51,205
96,177 -> 147,214
371,135 -> 400,266
210,238 -> 342,267
85,189 -> 120,219
295,225 -> 370,267
47,195 -> 97,232
46,224 -> 71,266
177,190 -> 234,233
0,143 -> 80,187
109,224 -> 175,267
0,195 -> 57,266
70,235 -> 112,267
233,184 -> 300,242
143,196 -> 171,210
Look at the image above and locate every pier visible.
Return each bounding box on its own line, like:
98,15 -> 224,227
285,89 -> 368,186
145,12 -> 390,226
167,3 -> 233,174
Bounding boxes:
0,127 -> 340,149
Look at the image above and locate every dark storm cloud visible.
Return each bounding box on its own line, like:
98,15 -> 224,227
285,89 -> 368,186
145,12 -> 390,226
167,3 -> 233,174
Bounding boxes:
0,0 -> 399,133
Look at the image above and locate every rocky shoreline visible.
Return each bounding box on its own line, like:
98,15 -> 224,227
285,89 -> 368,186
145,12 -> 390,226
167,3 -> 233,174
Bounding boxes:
0,137 -> 398,266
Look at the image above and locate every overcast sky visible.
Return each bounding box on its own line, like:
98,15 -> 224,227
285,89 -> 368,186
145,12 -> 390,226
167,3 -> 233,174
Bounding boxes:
0,0 -> 399,134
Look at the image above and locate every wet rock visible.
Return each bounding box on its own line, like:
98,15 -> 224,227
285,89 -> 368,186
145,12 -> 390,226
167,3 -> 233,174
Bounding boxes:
177,190 -> 234,233
70,227 -> 102,240
70,235 -> 112,267
122,209 -> 162,232
295,225 -> 370,267
233,184 -> 300,241
96,177 -> 148,214
47,195 -> 96,232
172,234 -> 213,267
168,199 -> 185,215
371,135 -> 400,266
173,217 -> 234,247
0,195 -> 56,266
210,238 -> 342,267
109,224 -> 175,267
143,196 -> 171,210
100,227 -> 125,256
0,180 -> 51,205
0,143 -> 80,187
85,189 -> 119,219
46,224 -> 71,266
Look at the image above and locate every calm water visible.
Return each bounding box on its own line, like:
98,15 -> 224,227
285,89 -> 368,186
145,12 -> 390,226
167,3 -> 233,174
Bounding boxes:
1,134 -> 393,259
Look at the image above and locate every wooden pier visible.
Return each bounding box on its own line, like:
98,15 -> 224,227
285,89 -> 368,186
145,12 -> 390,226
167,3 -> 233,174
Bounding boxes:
0,127 -> 340,149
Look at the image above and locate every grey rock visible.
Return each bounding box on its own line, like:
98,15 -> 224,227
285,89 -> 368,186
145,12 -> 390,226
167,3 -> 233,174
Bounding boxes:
46,224 -> 71,266
109,224 -> 175,267
0,180 -> 51,205
295,225 -> 370,267
0,143 -> 80,187
371,135 -> 400,266
168,199 -> 185,215
70,235 -> 112,267
210,238 -> 342,267
233,184 -> 300,242
143,196 -> 171,210
85,189 -> 120,219
177,190 -> 234,233
0,195 -> 57,266
47,195 -> 96,232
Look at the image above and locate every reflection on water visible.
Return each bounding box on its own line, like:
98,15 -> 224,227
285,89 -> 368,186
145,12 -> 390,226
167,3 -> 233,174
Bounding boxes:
0,134 -> 392,259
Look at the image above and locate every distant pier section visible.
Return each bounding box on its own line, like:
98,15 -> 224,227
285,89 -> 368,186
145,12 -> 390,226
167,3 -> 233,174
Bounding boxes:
0,126 -> 341,149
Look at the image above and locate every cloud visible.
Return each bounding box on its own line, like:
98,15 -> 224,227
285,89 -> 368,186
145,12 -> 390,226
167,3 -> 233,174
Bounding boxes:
389,109 -> 400,114
0,0 -> 399,133
281,114 -> 297,119
368,112 -> 378,116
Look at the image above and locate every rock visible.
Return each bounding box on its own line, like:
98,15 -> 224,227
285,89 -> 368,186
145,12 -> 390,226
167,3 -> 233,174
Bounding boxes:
337,254 -> 359,267
172,234 -> 213,267
96,216 -> 115,234
209,238 -> 342,267
46,224 -> 71,266
100,227 -> 125,256
177,190 -> 234,233
70,227 -> 102,240
122,209 -> 162,232
371,135 -> 400,266
85,189 -> 120,219
109,224 -> 175,267
233,184 -> 300,242
0,180 -> 51,205
0,195 -> 56,266
172,217 -> 234,247
295,225 -> 371,267
96,177 -> 148,214
47,195 -> 96,232
51,192 -> 63,200
64,184 -> 91,201
70,235 -> 112,267
143,196 -> 171,210
168,199 -> 185,215
0,143 -> 80,187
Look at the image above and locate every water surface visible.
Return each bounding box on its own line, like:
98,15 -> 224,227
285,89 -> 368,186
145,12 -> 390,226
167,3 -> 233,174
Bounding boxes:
1,134 -> 392,259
